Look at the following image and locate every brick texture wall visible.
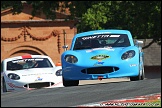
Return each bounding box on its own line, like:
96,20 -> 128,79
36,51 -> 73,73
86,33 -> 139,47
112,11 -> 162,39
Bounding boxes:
1,21 -> 77,64
1,4 -> 77,64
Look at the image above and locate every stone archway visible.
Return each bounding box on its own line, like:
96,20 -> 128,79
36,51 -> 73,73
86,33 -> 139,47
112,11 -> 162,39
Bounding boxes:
4,45 -> 47,59
10,50 -> 41,58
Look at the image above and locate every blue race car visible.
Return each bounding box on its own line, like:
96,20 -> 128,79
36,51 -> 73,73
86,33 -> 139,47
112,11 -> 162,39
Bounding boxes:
61,29 -> 144,86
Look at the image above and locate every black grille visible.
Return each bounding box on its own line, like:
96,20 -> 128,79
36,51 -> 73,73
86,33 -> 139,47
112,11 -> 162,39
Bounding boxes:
24,82 -> 55,88
81,66 -> 119,74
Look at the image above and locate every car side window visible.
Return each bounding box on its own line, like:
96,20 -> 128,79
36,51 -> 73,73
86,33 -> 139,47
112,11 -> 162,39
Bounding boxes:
7,62 -> 23,71
112,36 -> 130,47
74,40 -> 91,50
33,59 -> 53,68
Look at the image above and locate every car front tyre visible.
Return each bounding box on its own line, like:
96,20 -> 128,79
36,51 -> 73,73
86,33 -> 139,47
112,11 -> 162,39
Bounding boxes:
130,74 -> 140,81
2,78 -> 7,92
130,64 -> 145,81
63,77 -> 79,87
140,65 -> 145,80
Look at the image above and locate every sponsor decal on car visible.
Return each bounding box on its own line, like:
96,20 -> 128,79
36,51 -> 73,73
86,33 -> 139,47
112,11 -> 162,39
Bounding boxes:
94,60 -> 104,66
7,83 -> 24,88
130,64 -> 137,67
22,73 -> 53,76
91,55 -> 110,60
35,76 -> 43,81
12,58 -> 44,63
86,47 -> 115,52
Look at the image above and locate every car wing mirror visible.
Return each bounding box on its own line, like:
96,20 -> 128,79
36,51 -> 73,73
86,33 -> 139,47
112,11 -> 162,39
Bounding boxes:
137,40 -> 143,44
135,40 -> 143,46
62,45 -> 68,51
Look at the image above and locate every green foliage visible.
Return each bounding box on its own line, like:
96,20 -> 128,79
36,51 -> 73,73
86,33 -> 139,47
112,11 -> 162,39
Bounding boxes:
1,1 -> 161,46
82,2 -> 108,30
26,1 -> 60,20
77,1 -> 161,46
1,1 -> 23,14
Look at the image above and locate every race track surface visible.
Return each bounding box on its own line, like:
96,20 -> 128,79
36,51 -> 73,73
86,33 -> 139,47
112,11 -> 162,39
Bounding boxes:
1,76 -> 161,107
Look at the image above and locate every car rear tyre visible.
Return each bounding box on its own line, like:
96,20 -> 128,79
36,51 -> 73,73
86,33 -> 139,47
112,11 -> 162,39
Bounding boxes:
63,77 -> 79,87
2,78 -> 7,92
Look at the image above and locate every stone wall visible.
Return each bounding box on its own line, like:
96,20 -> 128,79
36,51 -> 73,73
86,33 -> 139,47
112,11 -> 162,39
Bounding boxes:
137,39 -> 161,66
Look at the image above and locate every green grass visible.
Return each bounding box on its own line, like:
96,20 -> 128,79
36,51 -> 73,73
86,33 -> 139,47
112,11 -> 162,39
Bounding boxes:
127,100 -> 161,107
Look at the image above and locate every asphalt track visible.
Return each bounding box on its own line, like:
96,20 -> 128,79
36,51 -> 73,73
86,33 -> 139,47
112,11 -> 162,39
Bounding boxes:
1,71 -> 161,107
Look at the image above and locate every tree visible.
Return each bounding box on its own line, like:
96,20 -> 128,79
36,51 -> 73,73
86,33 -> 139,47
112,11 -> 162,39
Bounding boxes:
1,1 -> 23,14
78,1 -> 161,48
1,1 -> 98,20
1,1 -> 161,47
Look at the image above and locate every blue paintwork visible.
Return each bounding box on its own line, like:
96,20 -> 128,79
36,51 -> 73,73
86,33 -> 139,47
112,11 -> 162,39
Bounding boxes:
61,29 -> 144,80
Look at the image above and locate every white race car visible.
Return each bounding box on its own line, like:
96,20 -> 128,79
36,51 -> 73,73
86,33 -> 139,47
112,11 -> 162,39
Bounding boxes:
1,54 -> 63,92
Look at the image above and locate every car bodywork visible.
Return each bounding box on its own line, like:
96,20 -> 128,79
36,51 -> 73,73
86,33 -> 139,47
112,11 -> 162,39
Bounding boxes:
61,29 -> 144,87
1,54 -> 63,92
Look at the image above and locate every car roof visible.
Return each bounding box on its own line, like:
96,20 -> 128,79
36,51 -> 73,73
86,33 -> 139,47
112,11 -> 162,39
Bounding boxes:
74,29 -> 132,38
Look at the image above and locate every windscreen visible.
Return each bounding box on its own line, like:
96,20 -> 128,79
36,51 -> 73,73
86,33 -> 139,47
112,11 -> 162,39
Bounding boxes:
7,58 -> 53,71
73,34 -> 130,50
